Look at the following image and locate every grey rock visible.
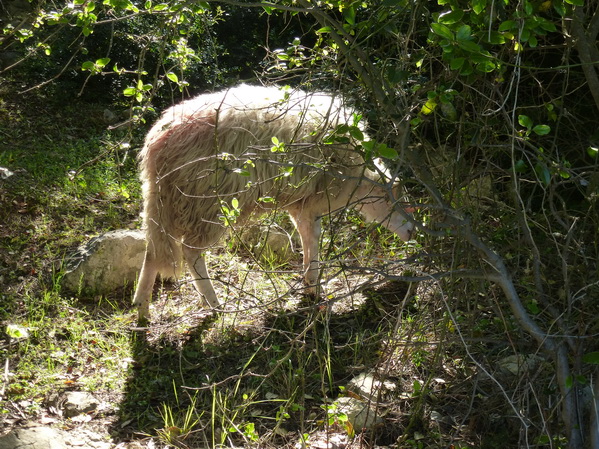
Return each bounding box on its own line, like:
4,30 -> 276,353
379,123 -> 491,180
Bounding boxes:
347,372 -> 396,402
0,427 -> 68,449
332,396 -> 383,431
234,223 -> 298,262
0,427 -> 112,449
63,391 -> 99,418
497,354 -> 544,376
102,109 -> 119,124
62,229 -> 146,295
252,226 -> 294,260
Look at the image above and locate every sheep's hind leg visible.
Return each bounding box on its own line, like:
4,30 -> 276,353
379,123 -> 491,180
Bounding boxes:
183,245 -> 220,308
288,209 -> 322,295
133,251 -> 160,322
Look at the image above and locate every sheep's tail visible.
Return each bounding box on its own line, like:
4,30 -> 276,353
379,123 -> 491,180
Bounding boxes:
140,180 -> 185,280
146,223 -> 183,280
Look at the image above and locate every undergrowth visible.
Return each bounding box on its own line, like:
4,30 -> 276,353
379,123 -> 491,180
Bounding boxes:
0,80 -> 577,449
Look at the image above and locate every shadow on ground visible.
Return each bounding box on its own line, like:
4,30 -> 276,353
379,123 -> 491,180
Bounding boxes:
110,280 -> 412,448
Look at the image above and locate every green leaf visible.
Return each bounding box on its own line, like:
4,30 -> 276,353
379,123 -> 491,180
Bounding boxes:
526,300 -> 540,314
438,10 -> 464,24
558,167 -> 570,179
316,26 -> 333,34
514,159 -> 527,173
539,19 -> 557,33
564,0 -> 583,5
349,127 -> 364,141
486,31 -> 506,44
582,352 -> 599,364
450,57 -> 465,70
271,136 -> 285,152
440,89 -> 457,103
431,23 -> 454,41
518,115 -> 533,129
96,57 -> 110,67
565,375 -> 573,389
553,0 -> 567,16
457,39 -> 481,53
529,35 -> 538,47
524,0 -> 534,15
498,20 -> 517,32
81,61 -> 95,71
587,146 -> 599,158
472,0 -> 487,14
421,98 -> 437,114
123,87 -> 137,96
166,72 -> 179,83
476,59 -> 496,72
440,102 -> 457,120
413,379 -> 422,395
459,61 -> 474,75
456,25 -> 472,41
532,124 -> 551,135
376,143 -> 399,159
152,3 -> 169,10
535,163 -> 551,185
343,6 -> 356,25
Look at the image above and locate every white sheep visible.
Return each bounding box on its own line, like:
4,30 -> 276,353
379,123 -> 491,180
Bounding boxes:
133,84 -> 413,320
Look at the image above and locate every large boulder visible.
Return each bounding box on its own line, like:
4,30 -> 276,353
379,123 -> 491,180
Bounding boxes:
62,229 -> 146,295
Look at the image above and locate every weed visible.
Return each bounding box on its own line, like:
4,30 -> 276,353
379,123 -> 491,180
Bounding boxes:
156,385 -> 203,448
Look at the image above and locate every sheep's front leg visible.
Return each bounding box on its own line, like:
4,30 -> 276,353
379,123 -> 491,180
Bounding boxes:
183,245 -> 220,308
289,209 -> 321,294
